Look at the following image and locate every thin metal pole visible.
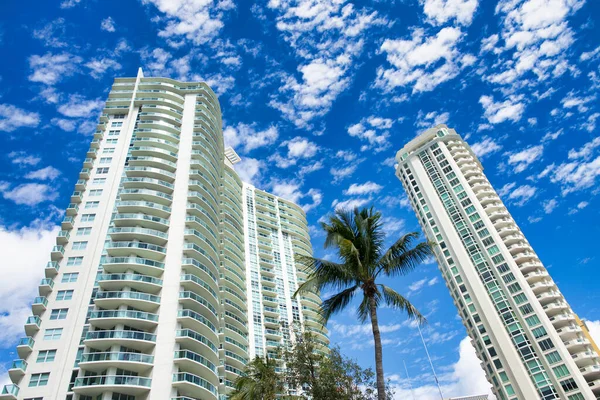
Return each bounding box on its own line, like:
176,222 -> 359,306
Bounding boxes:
403,360 -> 416,400
418,323 -> 444,400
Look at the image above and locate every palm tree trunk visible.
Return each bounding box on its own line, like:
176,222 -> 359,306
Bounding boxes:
369,296 -> 386,400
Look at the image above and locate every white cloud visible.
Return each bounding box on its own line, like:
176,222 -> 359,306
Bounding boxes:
268,0 -> 388,127
422,0 -> 478,26
498,182 -> 536,206
32,18 -> 67,48
506,145 -> 544,173
542,198 -> 558,214
28,52 -> 82,85
332,197 -> 371,211
377,27 -> 471,93
25,166 -> 61,181
568,137 -> 600,160
407,275 -> 438,295
580,46 -> 600,62
479,95 -> 525,124
51,118 -> 77,132
60,0 -> 82,8
541,129 -> 563,142
344,181 -> 383,196
302,188 -> 322,212
223,123 -> 278,153
0,104 -> 40,132
416,110 -> 450,129
561,93 -> 596,113
470,137 -> 502,158
233,157 -> 264,185
330,321 -> 402,338
330,165 -> 358,183
382,216 -> 406,235
100,16 -> 116,32
270,137 -> 320,168
57,94 -> 104,118
8,152 -> 41,166
390,337 -> 494,400
85,58 -> 122,79
550,155 -> 600,195
0,221 -> 59,348
1,183 -> 59,206
141,0 -> 232,44
347,116 -> 393,152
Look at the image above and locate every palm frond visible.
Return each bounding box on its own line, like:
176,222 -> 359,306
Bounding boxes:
294,254 -> 355,295
379,284 -> 425,324
378,234 -> 434,278
319,285 -> 359,324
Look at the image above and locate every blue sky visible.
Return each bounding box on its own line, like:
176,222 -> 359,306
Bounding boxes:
0,0 -> 599,398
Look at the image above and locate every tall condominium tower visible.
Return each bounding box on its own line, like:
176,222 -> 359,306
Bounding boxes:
395,125 -> 599,400
0,69 -> 327,400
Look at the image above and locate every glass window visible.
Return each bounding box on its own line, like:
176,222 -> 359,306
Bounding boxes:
111,121 -> 123,127
85,201 -> 99,209
546,351 -> 562,364
106,138 -> 118,144
553,364 -> 570,378
43,328 -> 63,340
81,214 -> 96,222
76,227 -> 92,236
29,373 -> 50,387
99,157 -> 112,164
96,167 -> 109,174
103,148 -> 115,154
37,350 -> 57,363
56,290 -> 74,301
62,273 -> 79,283
66,257 -> 83,266
89,189 -> 103,196
560,378 -> 577,392
50,309 -> 68,320
92,178 -> 106,185
72,241 -> 87,250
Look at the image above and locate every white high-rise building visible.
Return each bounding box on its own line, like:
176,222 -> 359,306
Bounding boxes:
395,125 -> 599,400
0,69 -> 327,400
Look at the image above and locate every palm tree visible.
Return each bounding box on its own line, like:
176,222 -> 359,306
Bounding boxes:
229,356 -> 282,400
295,207 -> 433,400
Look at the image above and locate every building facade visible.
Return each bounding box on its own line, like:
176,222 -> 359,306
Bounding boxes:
395,125 -> 599,400
1,69 -> 327,400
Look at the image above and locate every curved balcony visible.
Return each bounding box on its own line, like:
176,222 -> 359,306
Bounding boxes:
73,375 -> 151,396
180,274 -> 218,302
497,225 -> 519,237
137,87 -> 184,102
542,300 -> 568,316
130,145 -> 178,162
50,246 -> 65,261
119,188 -> 173,205
175,329 -> 219,363
138,111 -> 182,127
97,273 -> 162,294
121,177 -> 174,194
113,213 -> 169,231
126,166 -> 175,182
45,261 -> 60,277
549,313 -> 576,328
8,359 -> 26,382
84,330 -> 156,352
106,242 -> 166,260
556,325 -> 582,341
61,216 -> 75,230
39,278 -> 54,296
31,296 -> 48,315
572,350 -> 600,367
135,96 -> 184,111
506,241 -> 530,254
117,200 -> 172,218
523,270 -> 549,283
174,350 -> 219,386
133,137 -> 178,153
177,310 -> 218,343
16,337 -> 34,359
89,310 -> 159,330
95,291 -> 161,312
580,364 -> 600,379
519,260 -> 544,273
128,155 -> 177,172
79,352 -> 154,373
0,384 -> 19,399
564,337 -> 590,351
589,378 -> 600,393
108,227 -> 168,246
172,372 -> 218,400
178,291 -> 218,325
513,251 -> 538,264
224,350 -> 248,371
102,256 -> 165,277
530,280 -> 556,294
502,233 -> 525,245
181,258 -> 219,289
139,103 -> 183,119
24,316 -> 41,337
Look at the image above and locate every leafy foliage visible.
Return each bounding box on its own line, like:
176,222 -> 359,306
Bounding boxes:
229,356 -> 282,400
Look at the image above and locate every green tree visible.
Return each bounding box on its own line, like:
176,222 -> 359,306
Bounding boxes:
229,356 -> 282,400
282,332 -> 394,400
295,207 -> 433,400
